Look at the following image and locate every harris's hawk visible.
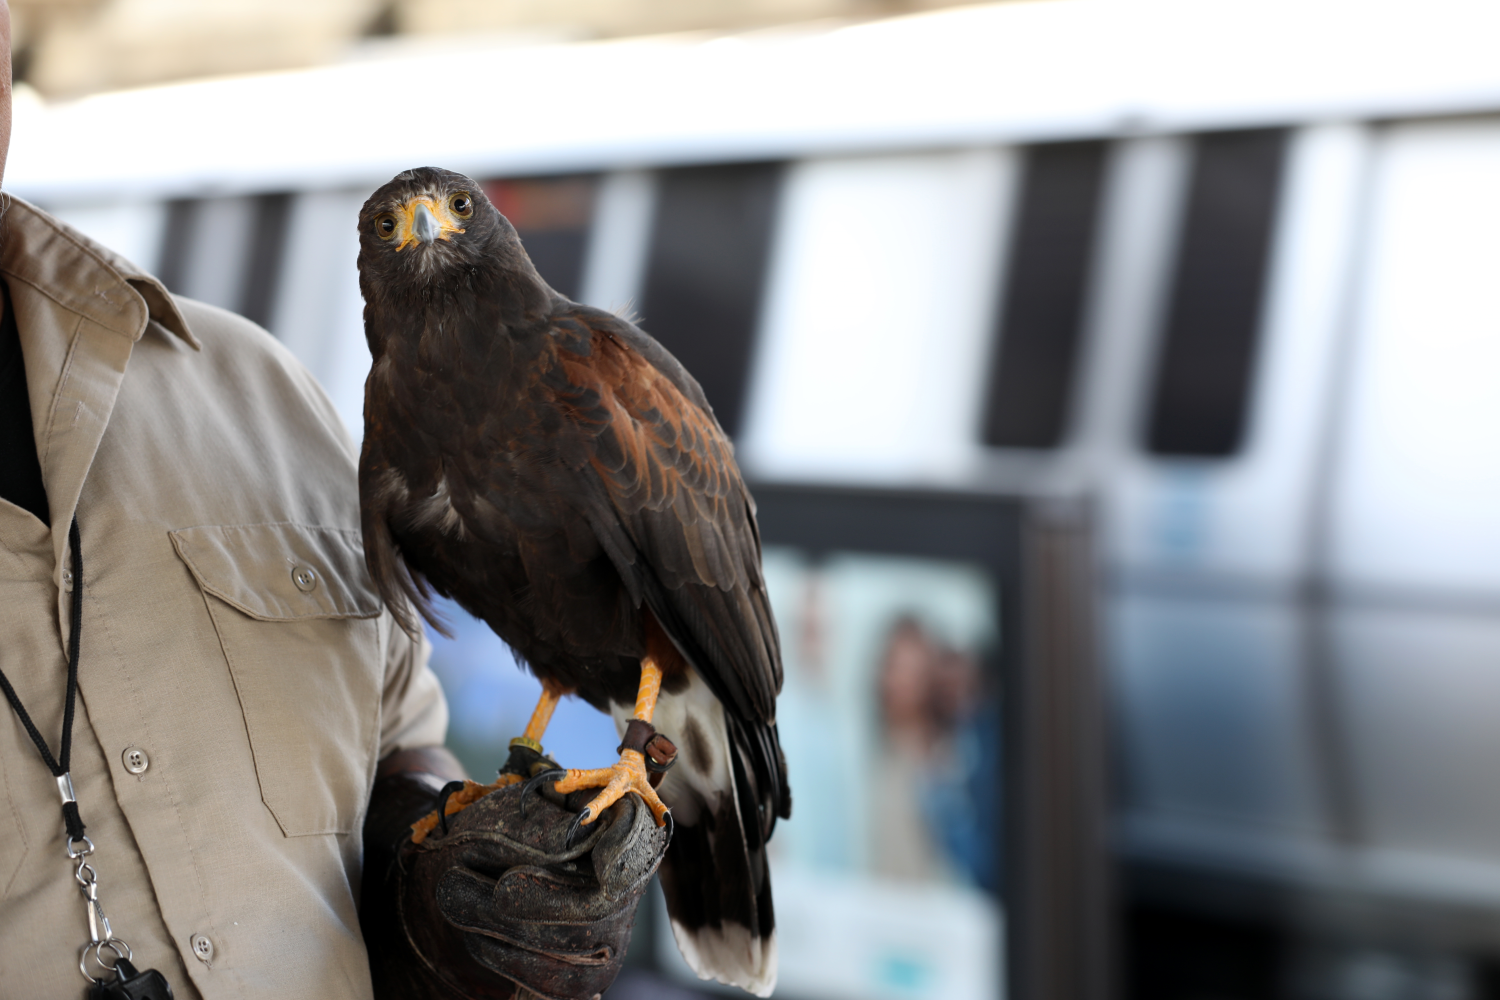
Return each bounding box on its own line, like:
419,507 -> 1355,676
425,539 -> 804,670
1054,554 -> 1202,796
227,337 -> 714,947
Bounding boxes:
355,167 -> 790,996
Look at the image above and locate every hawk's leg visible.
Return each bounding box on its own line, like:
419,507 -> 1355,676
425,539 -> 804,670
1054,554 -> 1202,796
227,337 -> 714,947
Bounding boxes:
552,657 -> 673,831
408,678 -> 570,845
497,677 -> 570,784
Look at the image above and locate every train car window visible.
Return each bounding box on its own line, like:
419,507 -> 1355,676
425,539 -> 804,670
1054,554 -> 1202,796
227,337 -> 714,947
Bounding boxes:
483,176 -> 597,302
241,192 -> 293,329
637,163 -> 781,439
153,193 -> 293,329
155,198 -> 197,294
1146,128 -> 1288,457
982,140 -> 1107,450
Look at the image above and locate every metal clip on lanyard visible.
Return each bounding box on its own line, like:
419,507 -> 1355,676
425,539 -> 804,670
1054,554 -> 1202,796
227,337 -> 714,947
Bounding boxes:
65,778 -> 133,985
0,517 -> 173,998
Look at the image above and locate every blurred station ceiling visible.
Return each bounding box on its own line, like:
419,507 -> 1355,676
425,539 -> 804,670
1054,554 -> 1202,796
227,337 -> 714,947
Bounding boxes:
9,0 -> 1033,99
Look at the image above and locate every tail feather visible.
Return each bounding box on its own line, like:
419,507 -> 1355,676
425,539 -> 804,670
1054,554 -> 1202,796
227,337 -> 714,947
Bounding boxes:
614,670 -> 777,996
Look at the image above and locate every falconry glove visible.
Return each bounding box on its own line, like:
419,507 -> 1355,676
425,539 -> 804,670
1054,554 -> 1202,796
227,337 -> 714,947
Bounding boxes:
362,774 -> 668,1000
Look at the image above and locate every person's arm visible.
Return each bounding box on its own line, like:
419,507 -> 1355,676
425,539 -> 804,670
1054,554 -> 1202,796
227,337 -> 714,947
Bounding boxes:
361,745 -> 523,1000
378,745 -> 468,782
361,742 -> 669,1000
359,613 -> 522,999
364,746 -> 468,904
360,622 -> 668,1000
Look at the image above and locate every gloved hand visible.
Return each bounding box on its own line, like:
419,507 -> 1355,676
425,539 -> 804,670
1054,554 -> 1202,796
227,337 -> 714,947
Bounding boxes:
361,773 -> 669,1000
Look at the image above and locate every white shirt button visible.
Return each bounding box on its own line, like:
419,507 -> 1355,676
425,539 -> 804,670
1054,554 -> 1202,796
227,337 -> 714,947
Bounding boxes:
191,933 -> 214,965
291,565 -> 318,592
122,747 -> 150,775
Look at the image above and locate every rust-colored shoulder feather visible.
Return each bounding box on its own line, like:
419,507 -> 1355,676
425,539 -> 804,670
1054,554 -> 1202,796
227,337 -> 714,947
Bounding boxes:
551,307 -> 780,714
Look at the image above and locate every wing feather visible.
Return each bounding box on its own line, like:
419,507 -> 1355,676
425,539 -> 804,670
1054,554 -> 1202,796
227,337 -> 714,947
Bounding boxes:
547,304 -> 790,822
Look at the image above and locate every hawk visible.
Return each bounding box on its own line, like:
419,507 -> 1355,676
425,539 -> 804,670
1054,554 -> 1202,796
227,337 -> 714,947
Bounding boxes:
356,166 -> 789,996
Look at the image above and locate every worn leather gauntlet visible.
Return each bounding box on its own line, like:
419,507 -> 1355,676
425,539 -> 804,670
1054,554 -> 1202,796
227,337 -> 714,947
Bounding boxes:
361,773 -> 669,1000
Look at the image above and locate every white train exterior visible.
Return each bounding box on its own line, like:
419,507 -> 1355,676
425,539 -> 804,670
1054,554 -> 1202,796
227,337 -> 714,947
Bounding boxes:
19,0 -> 1500,965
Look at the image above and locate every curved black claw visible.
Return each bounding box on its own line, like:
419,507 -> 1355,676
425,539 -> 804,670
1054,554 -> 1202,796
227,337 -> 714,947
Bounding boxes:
662,809 -> 674,844
565,807 -> 594,849
520,768 -> 567,820
435,780 -> 467,837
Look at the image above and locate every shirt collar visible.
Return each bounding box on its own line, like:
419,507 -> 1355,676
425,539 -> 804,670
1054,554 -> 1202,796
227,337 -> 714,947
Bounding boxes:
0,193 -> 199,350
0,192 -> 202,619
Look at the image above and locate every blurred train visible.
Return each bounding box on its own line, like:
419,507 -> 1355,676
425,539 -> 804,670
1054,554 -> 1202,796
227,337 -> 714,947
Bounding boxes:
20,0 -> 1500,993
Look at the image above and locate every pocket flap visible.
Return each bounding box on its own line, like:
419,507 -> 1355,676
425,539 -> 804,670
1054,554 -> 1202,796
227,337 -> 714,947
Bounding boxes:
170,522 -> 382,621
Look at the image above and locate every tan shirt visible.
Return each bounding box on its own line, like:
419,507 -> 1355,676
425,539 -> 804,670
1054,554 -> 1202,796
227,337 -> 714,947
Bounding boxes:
0,196 -> 448,998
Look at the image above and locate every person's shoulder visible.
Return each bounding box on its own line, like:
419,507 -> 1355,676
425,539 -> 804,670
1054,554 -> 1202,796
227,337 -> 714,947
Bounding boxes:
168,296 -> 358,455
167,296 -> 316,396
1,197 -> 357,456
171,295 -> 283,360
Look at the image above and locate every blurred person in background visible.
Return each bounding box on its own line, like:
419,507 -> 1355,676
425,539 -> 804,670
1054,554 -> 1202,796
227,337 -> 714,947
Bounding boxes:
872,615 -> 997,891
872,616 -> 955,882
0,1 -> 661,996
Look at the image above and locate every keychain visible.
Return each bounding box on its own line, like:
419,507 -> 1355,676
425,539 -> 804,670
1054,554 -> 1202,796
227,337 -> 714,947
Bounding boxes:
0,519 -> 173,998
88,958 -> 175,1000
87,952 -> 174,1000
69,826 -> 173,1000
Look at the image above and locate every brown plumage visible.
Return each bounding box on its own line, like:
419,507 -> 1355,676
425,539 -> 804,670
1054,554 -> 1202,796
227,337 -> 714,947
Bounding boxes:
356,166 -> 789,995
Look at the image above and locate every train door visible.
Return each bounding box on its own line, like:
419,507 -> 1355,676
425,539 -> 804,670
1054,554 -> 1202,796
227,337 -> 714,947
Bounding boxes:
1321,116 -> 1500,899
1102,124 -> 1367,880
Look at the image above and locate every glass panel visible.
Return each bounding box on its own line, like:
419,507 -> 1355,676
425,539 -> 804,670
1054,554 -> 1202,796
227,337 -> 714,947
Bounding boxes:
483,175 -> 598,302
638,163 -> 781,438
1328,119 -> 1500,593
241,192 -> 294,328
656,547 -> 1004,1000
740,151 -> 1014,481
1146,129 -> 1288,458
42,201 -> 169,283
1332,603 -> 1500,862
983,140 -> 1107,449
157,195 -> 260,313
1111,590 -> 1325,836
265,189 -> 372,440
150,193 -> 292,327
155,197 -> 197,295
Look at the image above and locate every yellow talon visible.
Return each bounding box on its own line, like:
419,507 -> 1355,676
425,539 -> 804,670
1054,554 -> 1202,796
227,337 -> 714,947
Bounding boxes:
550,655 -> 671,829
409,677 -> 575,845
553,748 -> 670,828
409,776 -> 518,845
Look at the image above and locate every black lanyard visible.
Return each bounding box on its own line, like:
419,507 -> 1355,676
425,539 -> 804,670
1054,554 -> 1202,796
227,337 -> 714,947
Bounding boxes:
0,515 -> 87,841
0,516 -> 173,998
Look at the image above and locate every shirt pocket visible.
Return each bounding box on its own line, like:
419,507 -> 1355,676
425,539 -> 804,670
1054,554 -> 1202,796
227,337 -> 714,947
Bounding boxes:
170,522 -> 385,836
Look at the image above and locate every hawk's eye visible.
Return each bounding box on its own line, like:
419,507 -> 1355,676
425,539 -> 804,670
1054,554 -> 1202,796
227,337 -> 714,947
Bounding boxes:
450,193 -> 473,219
375,213 -> 398,240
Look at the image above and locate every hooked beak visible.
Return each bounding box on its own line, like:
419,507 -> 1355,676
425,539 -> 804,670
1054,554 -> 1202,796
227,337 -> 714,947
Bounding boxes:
412,202 -> 440,244
392,197 -> 464,251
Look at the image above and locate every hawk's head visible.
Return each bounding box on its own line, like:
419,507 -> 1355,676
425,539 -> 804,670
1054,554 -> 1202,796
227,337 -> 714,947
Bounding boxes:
358,166 -> 551,351
357,166 -> 537,286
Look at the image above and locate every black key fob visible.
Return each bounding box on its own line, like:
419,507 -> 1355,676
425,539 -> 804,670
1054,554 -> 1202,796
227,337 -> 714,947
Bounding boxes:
88,958 -> 174,1000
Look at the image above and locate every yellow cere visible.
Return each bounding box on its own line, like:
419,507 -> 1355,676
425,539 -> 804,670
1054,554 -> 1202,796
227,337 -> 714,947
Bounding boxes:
393,196 -> 467,251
